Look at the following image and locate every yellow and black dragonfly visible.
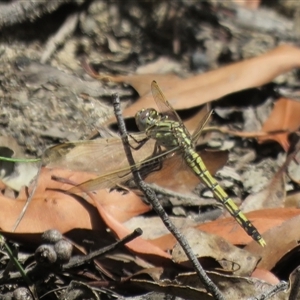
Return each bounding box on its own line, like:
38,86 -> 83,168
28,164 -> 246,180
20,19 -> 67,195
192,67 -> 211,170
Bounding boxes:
133,81 -> 265,247
56,80 -> 265,247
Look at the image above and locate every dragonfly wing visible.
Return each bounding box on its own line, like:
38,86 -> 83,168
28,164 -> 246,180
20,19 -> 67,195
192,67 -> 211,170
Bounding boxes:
42,133 -> 156,174
69,145 -> 180,193
191,110 -> 213,144
145,148 -> 228,195
151,81 -> 183,124
68,167 -> 135,193
145,152 -> 199,194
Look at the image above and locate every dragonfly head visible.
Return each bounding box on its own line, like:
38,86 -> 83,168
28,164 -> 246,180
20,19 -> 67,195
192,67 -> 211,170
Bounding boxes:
135,108 -> 160,131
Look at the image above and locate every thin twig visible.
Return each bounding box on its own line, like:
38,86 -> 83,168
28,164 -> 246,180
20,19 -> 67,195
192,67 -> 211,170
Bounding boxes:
63,229 -> 142,269
145,182 -> 218,207
12,165 -> 42,232
112,93 -> 224,300
41,12 -> 79,63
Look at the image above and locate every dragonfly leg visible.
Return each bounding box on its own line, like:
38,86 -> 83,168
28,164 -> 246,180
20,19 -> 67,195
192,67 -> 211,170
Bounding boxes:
150,144 -> 164,171
139,145 -> 164,175
128,134 -> 149,150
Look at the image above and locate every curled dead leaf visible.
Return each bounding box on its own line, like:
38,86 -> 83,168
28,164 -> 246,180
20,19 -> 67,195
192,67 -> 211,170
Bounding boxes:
258,98 -> 300,151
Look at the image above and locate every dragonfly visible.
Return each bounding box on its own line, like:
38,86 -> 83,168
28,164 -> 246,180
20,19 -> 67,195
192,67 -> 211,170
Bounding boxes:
133,81 -> 266,247
66,80 -> 265,247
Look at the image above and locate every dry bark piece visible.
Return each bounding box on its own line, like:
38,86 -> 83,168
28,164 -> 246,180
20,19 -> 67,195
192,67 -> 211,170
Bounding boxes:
131,270 -> 288,299
0,0 -> 74,28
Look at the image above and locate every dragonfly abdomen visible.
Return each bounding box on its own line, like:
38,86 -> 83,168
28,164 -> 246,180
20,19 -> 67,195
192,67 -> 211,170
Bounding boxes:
183,148 -> 266,246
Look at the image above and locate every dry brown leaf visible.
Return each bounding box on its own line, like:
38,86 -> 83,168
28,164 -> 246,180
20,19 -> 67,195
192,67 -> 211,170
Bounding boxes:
89,191 -> 171,259
98,45 -> 300,121
197,208 -> 300,246
131,271 -> 286,300
251,268 -> 280,284
0,167 -> 172,261
82,59 -> 182,98
172,228 -> 260,276
44,168 -> 151,223
233,0 -> 261,9
237,139 -> 300,213
0,167 -> 150,233
239,163 -> 286,212
258,98 -> 300,151
244,213 -> 300,270
0,168 -> 103,233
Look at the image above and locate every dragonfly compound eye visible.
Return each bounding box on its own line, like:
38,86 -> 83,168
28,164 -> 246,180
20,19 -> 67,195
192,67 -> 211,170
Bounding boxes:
135,108 -> 158,131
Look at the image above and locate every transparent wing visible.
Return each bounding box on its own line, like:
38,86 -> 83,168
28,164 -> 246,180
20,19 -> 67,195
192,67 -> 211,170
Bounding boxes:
151,81 -> 184,124
45,83 -> 210,195
42,133 -> 154,174
68,146 -> 180,193
191,110 -> 213,144
152,81 -> 212,144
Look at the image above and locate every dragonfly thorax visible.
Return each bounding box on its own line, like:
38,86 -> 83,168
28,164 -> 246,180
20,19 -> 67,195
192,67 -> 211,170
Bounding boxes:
135,108 -> 161,131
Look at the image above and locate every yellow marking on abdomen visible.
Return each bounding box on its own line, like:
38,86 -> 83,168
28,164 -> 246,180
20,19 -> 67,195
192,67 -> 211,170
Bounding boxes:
185,149 -> 266,247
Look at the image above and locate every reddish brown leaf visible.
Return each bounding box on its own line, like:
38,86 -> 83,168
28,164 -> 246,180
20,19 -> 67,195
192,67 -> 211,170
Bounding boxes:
258,98 -> 300,151
196,208 -> 300,246
88,191 -> 171,259
150,208 -> 300,253
233,0 -> 261,9
0,167 -> 173,260
99,45 -> 300,122
0,167 -> 150,233
244,213 -> 300,270
82,58 -> 182,98
251,268 -> 280,284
